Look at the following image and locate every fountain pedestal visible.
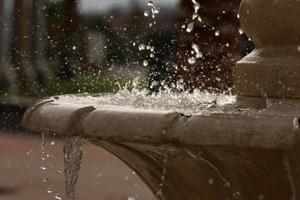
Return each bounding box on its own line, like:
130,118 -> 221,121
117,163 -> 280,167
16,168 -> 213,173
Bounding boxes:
235,0 -> 300,108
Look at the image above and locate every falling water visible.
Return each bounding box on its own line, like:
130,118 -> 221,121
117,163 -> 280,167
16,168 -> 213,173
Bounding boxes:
41,133 -> 56,196
155,148 -> 169,200
63,136 -> 85,200
41,133 -> 49,185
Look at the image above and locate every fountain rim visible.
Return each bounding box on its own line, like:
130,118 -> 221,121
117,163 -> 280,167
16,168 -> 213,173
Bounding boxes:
22,94 -> 300,150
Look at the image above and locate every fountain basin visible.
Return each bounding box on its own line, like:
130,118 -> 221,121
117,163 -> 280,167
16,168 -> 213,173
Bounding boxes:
22,94 -> 300,200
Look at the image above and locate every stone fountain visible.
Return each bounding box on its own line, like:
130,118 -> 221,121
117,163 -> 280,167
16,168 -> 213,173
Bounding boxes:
22,0 -> 300,199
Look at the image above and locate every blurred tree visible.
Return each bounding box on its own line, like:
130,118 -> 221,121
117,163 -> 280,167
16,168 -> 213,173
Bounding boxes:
0,0 -> 6,94
12,0 -> 37,92
60,0 -> 87,78
0,0 -> 2,58
31,0 -> 51,85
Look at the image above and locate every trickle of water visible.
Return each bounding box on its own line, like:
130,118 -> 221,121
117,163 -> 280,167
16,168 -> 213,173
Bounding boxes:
41,133 -> 53,193
156,149 -> 169,200
64,136 -> 85,200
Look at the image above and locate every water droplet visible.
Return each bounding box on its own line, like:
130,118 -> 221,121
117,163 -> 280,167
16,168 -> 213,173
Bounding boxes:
192,44 -> 202,58
55,194 -> 63,200
188,57 -> 196,65
293,117 -> 299,129
186,22 -> 194,33
138,44 -> 145,51
40,166 -> 47,171
214,30 -> 220,36
144,11 -> 149,17
143,60 -> 149,66
42,178 -> 48,183
208,178 -> 214,185
147,0 -> 154,7
72,46 -> 76,50
47,188 -> 53,194
233,191 -> 241,199
238,28 -> 244,35
153,8 -> 160,14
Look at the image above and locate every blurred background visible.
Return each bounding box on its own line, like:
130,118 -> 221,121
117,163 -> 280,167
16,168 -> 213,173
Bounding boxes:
0,0 -> 253,199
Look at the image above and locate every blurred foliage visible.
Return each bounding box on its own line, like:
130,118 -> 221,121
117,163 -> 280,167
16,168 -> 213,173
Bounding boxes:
17,75 -> 147,98
45,1 -> 65,20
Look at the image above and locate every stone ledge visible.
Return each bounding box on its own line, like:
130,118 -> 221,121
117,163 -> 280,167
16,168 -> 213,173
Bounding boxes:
22,95 -> 300,150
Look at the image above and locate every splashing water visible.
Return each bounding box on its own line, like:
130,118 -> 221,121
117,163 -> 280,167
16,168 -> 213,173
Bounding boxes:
53,84 -> 235,115
184,0 -> 201,33
64,136 -> 85,200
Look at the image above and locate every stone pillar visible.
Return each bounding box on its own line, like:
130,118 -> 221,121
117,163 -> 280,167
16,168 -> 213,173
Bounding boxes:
235,0 -> 300,108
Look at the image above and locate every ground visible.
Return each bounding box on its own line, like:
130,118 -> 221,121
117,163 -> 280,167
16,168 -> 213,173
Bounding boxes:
0,130 -> 154,200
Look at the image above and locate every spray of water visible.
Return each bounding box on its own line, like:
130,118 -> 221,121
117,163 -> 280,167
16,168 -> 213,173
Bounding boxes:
54,82 -> 235,115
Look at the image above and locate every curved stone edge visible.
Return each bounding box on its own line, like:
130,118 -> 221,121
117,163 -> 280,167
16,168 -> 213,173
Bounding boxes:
22,99 -> 300,150
22,100 -> 95,136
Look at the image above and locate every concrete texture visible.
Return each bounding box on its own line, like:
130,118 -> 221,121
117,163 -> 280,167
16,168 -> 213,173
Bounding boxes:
0,130 -> 153,200
23,96 -> 300,149
21,95 -> 300,199
235,0 -> 300,107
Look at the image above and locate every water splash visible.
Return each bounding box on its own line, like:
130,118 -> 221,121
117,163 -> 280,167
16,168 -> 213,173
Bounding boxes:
54,84 -> 235,115
184,0 -> 201,33
64,136 -> 85,200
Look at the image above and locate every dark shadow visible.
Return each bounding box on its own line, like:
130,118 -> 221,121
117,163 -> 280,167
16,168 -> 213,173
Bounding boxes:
0,187 -> 18,195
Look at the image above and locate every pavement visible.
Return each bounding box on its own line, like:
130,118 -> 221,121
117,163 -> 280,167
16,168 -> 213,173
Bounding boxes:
0,130 -> 154,200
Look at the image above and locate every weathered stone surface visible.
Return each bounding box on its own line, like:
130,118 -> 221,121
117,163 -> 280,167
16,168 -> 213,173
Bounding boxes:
82,108 -> 178,143
22,98 -> 95,135
90,141 -> 294,200
22,95 -> 300,149
235,0 -> 300,107
21,95 -> 300,199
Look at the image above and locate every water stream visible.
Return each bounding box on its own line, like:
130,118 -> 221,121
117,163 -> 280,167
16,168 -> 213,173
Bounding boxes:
63,136 -> 85,200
